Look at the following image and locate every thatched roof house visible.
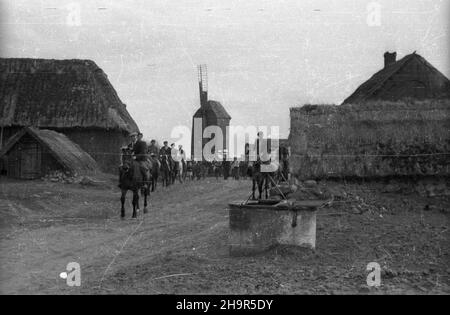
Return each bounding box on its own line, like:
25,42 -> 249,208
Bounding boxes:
0,58 -> 139,172
0,127 -> 99,179
343,52 -> 450,104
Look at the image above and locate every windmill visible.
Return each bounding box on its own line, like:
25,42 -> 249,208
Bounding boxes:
191,64 -> 231,160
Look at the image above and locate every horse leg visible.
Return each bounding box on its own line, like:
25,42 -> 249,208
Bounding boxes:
152,175 -> 156,192
120,189 -> 126,219
252,178 -> 256,200
258,175 -> 263,199
154,173 -> 158,191
143,185 -> 148,214
132,189 -> 139,218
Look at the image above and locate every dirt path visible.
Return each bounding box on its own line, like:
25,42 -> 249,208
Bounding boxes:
0,179 -> 247,294
0,178 -> 449,294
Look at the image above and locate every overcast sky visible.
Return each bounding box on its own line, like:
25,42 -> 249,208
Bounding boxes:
1,0 -> 449,150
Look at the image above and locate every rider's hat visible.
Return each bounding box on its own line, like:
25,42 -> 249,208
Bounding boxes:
129,132 -> 138,137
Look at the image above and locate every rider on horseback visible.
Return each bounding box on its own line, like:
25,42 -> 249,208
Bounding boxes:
148,139 -> 161,167
148,139 -> 159,158
159,141 -> 171,158
159,141 -> 172,171
131,132 -> 151,183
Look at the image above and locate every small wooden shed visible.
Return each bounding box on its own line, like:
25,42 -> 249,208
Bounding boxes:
0,127 -> 99,179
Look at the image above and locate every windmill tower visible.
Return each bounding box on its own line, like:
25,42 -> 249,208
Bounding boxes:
198,64 -> 208,108
191,65 -> 231,161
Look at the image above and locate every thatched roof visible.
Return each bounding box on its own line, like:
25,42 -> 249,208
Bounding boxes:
0,58 -> 139,133
193,100 -> 231,119
0,127 -> 99,174
343,52 -> 450,104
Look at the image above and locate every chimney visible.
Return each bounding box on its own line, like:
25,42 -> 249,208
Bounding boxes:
384,51 -> 397,68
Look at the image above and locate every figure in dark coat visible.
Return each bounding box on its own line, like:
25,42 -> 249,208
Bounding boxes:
133,133 -> 150,182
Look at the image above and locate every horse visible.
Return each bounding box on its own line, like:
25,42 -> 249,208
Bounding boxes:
213,162 -> 222,180
249,160 -> 278,200
149,155 -> 160,192
239,161 -> 249,179
184,161 -> 193,181
193,162 -> 202,180
118,150 -> 151,219
160,155 -> 172,187
171,159 -> 182,184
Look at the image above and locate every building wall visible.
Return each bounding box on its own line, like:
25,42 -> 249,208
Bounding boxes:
289,100 -> 450,179
3,134 -> 64,179
61,128 -> 127,173
215,117 -> 230,155
191,112 -> 230,160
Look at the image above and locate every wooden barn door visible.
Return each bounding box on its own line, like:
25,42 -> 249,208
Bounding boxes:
7,149 -> 20,178
20,143 -> 41,179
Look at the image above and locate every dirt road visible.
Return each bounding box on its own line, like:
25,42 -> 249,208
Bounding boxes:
0,176 -> 449,294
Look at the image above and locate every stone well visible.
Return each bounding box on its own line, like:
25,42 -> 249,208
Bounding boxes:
228,199 -> 326,256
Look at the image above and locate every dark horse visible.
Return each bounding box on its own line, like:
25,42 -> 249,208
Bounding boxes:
249,160 -> 277,200
171,159 -> 181,184
149,156 -> 160,192
160,155 -> 171,187
119,150 -> 150,218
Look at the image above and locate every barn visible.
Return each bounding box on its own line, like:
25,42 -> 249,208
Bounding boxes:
0,127 -> 99,179
343,51 -> 450,104
0,58 -> 139,173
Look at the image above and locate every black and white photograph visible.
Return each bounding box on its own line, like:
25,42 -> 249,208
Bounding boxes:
0,0 -> 449,298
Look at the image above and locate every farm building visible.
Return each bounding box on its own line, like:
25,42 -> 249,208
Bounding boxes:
343,52 -> 450,104
0,127 -> 99,179
0,58 -> 139,173
287,51 -> 450,179
288,100 -> 450,179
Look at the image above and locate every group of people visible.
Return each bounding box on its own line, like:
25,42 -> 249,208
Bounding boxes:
120,131 -> 290,187
121,132 -> 187,184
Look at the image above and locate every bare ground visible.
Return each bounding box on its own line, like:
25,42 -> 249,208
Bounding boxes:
0,175 -> 449,295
